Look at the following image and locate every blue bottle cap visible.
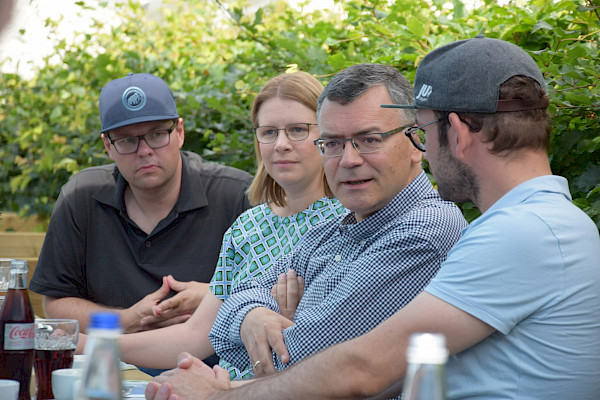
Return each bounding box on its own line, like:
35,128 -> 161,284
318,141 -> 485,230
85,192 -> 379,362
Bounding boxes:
89,312 -> 121,330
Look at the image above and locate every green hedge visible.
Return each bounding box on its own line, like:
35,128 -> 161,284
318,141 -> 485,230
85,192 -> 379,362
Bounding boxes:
0,0 -> 598,228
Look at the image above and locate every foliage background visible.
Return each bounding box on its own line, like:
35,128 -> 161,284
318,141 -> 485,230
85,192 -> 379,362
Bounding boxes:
0,0 -> 598,228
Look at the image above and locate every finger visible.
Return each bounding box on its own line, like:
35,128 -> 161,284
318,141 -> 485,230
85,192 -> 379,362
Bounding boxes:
154,294 -> 183,316
152,304 -> 163,318
165,275 -> 190,292
248,335 -> 276,378
268,323 -> 292,366
252,358 -> 266,378
247,340 -> 266,376
176,352 -> 193,369
156,382 -> 173,400
271,283 -> 277,299
256,353 -> 275,375
276,273 -> 287,310
176,351 -> 209,369
286,270 -> 299,308
145,381 -> 161,399
149,276 -> 172,302
298,275 -> 305,298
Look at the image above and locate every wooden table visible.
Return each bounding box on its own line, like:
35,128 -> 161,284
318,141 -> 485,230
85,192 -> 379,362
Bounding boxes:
123,367 -> 153,381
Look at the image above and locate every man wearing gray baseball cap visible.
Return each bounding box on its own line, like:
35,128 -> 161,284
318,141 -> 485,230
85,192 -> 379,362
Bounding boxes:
30,73 -> 253,338
146,37 -> 600,399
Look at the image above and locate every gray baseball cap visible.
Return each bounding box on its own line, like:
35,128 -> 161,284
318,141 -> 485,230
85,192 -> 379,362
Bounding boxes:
382,35 -> 547,113
99,72 -> 179,133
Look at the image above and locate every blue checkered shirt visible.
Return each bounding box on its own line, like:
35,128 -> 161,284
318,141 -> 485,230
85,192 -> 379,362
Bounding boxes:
209,172 -> 467,381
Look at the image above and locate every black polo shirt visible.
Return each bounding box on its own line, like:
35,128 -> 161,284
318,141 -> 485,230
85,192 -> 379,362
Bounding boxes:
30,151 -> 253,308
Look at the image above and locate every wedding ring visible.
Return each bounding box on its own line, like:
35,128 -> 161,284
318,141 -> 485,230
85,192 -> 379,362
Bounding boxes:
253,360 -> 261,369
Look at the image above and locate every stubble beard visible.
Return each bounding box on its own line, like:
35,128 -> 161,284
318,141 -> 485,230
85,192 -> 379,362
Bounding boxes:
435,145 -> 479,204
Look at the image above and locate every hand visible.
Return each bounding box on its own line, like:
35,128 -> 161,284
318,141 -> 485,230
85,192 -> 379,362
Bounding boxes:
140,275 -> 209,328
121,276 -> 177,333
145,352 -> 230,400
240,307 -> 294,376
271,269 -> 304,321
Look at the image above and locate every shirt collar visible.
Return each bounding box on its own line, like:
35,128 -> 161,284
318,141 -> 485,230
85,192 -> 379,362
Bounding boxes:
484,175 -> 570,217
340,171 -> 434,239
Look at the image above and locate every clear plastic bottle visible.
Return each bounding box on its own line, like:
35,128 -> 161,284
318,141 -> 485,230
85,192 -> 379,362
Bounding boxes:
77,312 -> 123,400
401,332 -> 448,400
0,259 -> 35,400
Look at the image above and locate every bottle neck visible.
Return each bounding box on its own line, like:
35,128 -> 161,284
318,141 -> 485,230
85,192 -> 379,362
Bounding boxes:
402,363 -> 447,400
8,271 -> 28,290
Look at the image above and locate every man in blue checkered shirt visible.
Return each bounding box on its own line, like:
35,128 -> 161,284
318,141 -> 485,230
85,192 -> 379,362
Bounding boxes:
146,64 -> 467,397
203,63 -> 467,381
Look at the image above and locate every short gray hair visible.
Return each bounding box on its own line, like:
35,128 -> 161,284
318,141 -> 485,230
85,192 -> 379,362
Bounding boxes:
316,63 -> 415,123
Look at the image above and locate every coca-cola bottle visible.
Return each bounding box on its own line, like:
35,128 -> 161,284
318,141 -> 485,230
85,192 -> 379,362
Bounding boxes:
0,259 -> 35,400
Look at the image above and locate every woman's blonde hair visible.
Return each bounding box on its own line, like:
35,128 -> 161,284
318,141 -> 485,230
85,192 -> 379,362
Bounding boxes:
247,71 -> 333,207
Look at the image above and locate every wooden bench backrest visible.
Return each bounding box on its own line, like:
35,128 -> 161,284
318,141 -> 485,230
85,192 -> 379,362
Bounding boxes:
0,232 -> 46,317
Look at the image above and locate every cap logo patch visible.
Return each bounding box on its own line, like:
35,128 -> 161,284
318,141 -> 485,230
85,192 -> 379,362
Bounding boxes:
416,84 -> 433,102
122,86 -> 147,111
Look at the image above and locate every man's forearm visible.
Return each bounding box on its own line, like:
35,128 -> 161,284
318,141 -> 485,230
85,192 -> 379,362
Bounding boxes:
43,296 -> 119,332
212,335 -> 394,400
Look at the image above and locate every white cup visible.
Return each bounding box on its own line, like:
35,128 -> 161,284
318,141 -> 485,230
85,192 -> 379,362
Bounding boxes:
0,379 -> 19,400
51,368 -> 83,400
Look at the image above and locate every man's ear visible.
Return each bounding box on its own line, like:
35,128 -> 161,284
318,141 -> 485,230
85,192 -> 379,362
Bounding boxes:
409,140 -> 424,164
448,113 -> 473,160
175,118 -> 185,149
101,133 -> 115,160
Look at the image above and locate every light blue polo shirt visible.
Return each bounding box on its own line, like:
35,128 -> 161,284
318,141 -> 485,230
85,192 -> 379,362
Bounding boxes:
426,175 -> 600,399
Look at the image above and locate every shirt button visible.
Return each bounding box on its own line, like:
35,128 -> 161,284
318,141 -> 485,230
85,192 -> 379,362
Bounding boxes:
334,255 -> 341,261
359,240 -> 365,245
145,241 -> 151,247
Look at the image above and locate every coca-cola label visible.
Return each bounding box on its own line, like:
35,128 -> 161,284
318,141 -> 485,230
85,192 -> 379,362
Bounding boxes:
3,323 -> 35,350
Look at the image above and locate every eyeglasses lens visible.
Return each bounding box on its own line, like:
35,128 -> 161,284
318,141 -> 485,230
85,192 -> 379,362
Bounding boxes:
255,124 -> 312,143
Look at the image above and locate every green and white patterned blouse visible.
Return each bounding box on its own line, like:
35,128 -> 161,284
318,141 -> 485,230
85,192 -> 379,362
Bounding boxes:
209,197 -> 347,300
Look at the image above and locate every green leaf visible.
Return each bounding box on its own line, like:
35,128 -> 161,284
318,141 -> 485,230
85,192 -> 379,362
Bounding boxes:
532,20 -> 553,33
406,19 -> 425,37
254,8 -> 263,25
328,53 -> 347,70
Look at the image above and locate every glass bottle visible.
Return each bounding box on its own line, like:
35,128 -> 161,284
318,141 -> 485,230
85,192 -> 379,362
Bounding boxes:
401,332 -> 448,400
0,259 -> 35,400
77,312 -> 123,400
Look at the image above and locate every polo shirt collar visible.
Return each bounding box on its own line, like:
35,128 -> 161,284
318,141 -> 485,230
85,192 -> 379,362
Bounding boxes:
176,151 -> 208,212
485,175 -> 570,217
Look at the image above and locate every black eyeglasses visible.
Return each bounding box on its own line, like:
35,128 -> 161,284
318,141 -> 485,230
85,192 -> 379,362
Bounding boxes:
255,123 -> 318,144
106,121 -> 178,155
313,124 -> 412,158
404,119 -> 441,152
